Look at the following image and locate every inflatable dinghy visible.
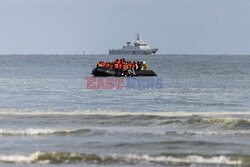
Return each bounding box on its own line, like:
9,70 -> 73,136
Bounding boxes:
92,67 -> 157,77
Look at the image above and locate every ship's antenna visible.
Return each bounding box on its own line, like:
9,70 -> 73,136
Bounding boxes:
136,33 -> 140,41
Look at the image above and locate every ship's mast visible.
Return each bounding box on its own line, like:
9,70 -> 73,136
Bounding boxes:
136,34 -> 140,41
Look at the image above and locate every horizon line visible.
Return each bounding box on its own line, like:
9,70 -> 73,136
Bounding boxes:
0,53 -> 250,56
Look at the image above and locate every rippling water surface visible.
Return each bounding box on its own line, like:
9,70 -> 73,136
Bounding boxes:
0,54 -> 249,167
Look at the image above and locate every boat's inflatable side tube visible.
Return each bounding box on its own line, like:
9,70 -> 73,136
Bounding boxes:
135,70 -> 157,76
92,67 -> 157,77
92,67 -> 117,76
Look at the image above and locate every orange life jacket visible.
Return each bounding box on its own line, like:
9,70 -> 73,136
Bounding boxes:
119,63 -> 122,69
122,64 -> 126,70
98,62 -> 102,67
128,64 -> 131,69
114,63 -> 118,69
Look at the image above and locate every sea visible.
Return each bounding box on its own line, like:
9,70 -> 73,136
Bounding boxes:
0,54 -> 249,167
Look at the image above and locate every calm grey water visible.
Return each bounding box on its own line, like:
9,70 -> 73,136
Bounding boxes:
0,54 -> 249,167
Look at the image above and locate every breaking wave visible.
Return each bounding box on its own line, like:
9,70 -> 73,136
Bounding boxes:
193,117 -> 250,130
0,128 -> 104,136
158,116 -> 250,131
0,151 -> 247,165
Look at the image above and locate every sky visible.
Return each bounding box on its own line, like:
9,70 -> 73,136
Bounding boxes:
1,0 -> 250,54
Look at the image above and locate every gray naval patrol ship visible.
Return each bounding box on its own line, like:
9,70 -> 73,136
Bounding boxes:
109,34 -> 158,55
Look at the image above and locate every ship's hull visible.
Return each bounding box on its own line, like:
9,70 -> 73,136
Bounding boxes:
109,48 -> 158,55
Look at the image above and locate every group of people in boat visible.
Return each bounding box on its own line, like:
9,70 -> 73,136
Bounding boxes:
96,58 -> 148,72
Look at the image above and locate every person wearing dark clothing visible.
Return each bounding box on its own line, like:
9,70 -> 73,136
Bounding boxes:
137,61 -> 140,70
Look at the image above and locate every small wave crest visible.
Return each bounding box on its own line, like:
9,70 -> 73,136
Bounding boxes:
0,151 -> 246,165
159,117 -> 250,131
0,128 -> 101,136
179,130 -> 250,136
198,118 -> 250,130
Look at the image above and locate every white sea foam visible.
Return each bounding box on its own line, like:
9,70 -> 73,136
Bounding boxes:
123,154 -> 243,165
0,151 -> 48,164
0,128 -> 79,136
0,152 -> 243,165
201,117 -> 242,123
0,109 -> 250,117
179,130 -> 250,136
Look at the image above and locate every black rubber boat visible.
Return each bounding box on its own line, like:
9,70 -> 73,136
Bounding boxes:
92,67 -> 157,77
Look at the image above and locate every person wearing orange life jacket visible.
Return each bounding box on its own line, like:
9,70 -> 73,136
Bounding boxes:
128,63 -> 131,70
125,62 -> 130,75
102,62 -> 106,67
132,63 -> 135,72
97,61 -> 102,67
130,62 -> 133,73
122,63 -> 128,71
114,63 -> 118,69
106,62 -> 110,68
118,63 -> 122,70
110,63 -> 113,69
97,61 -> 101,67
130,62 -> 134,70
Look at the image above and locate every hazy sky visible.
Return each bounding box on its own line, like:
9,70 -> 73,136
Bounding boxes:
1,0 -> 250,54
